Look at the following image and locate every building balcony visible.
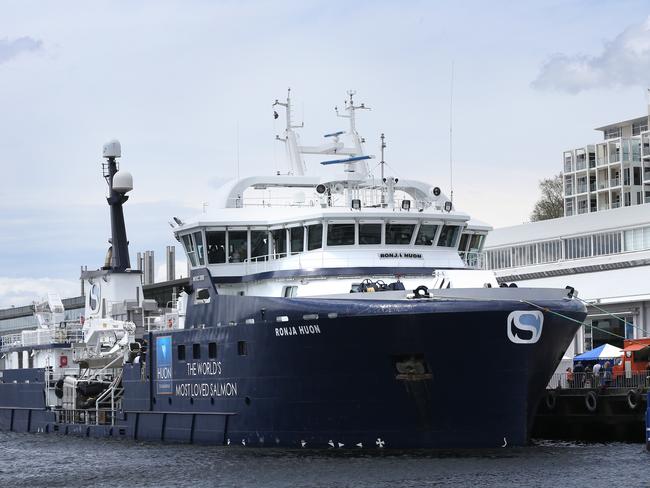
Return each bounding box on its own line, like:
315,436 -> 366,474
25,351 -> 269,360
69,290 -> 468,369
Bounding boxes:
576,184 -> 588,194
611,201 -> 621,209
597,181 -> 608,190
590,182 -> 597,192
565,188 -> 573,196
610,178 -> 620,187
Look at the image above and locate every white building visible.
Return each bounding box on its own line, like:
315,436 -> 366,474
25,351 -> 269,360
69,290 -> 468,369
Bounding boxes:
563,95 -> 650,216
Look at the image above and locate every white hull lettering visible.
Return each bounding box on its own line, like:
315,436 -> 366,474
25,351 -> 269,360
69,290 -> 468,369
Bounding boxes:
175,382 -> 238,397
186,361 -> 222,376
275,324 -> 321,337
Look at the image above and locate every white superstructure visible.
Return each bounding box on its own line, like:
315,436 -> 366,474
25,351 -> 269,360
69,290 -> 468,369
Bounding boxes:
171,90 -> 496,297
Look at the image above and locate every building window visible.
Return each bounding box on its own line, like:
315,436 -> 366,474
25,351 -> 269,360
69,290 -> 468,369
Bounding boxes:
238,341 -> 248,356
208,342 -> 217,359
193,343 -> 201,359
177,344 -> 186,361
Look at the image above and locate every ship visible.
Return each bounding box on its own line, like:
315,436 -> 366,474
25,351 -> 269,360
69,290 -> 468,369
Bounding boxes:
0,91 -> 586,448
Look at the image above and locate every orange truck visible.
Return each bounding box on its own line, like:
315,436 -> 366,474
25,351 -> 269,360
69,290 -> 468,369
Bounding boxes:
612,338 -> 650,387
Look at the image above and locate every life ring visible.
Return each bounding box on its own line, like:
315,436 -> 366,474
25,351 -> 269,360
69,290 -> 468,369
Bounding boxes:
544,390 -> 557,411
626,389 -> 640,410
584,390 -> 597,413
413,285 -> 429,298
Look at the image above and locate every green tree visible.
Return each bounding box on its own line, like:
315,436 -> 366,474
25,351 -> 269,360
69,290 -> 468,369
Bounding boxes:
531,173 -> 564,221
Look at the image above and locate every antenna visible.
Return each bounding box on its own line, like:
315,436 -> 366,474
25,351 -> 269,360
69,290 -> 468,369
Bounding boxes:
449,61 -> 455,204
380,133 -> 386,206
236,121 -> 240,180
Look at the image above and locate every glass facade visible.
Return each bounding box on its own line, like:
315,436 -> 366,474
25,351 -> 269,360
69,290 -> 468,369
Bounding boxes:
486,230 -> 628,270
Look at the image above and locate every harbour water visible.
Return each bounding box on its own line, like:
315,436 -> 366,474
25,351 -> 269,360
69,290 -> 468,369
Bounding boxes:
0,432 -> 647,487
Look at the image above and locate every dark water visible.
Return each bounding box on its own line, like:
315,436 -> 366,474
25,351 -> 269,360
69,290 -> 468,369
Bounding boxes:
0,432 -> 648,488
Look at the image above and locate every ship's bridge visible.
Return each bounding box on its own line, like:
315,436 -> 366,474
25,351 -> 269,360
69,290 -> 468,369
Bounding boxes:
174,206 -> 490,280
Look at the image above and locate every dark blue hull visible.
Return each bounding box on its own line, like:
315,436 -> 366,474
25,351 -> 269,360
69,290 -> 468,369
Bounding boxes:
0,285 -> 585,449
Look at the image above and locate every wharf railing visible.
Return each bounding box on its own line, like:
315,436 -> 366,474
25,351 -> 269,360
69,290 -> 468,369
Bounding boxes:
547,371 -> 650,390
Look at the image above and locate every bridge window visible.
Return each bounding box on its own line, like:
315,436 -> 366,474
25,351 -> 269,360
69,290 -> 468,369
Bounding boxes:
327,223 -> 355,246
437,225 -> 459,247
415,224 -> 438,246
208,342 -> 217,359
359,223 -> 381,245
290,227 -> 304,254
250,230 -> 268,261
458,233 -> 469,252
193,231 -> 205,265
469,234 -> 485,252
385,224 -> 415,245
271,229 -> 287,258
206,231 -> 226,264
193,343 -> 201,359
228,230 -> 247,263
307,224 -> 323,250
177,344 -> 186,361
181,235 -> 197,267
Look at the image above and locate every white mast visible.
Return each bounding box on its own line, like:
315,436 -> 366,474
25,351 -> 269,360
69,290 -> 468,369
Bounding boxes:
274,88 -> 306,176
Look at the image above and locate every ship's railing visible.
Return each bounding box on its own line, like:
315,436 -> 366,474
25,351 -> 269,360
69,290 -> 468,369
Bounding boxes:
224,248 -> 465,276
547,371 -> 650,389
0,324 -> 84,352
54,407 -> 118,426
458,251 -> 485,269
227,195 -> 437,211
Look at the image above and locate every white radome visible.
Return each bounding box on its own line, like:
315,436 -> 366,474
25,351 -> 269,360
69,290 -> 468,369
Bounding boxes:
103,139 -> 122,158
112,171 -> 133,193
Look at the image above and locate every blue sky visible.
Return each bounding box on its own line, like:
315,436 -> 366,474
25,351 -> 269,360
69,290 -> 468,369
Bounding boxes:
1,0 -> 650,307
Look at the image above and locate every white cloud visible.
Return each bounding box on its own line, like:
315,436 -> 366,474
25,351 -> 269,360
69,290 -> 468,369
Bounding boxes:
0,36 -> 42,65
532,16 -> 650,93
0,277 -> 79,309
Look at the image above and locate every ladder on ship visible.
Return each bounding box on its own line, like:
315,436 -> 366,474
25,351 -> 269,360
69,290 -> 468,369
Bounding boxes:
94,367 -> 124,426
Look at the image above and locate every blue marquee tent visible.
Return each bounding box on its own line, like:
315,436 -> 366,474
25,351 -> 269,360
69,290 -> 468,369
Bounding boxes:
573,343 -> 622,362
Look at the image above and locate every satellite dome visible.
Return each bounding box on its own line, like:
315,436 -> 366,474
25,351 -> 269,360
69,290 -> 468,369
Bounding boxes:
113,171 -> 133,193
103,139 -> 122,158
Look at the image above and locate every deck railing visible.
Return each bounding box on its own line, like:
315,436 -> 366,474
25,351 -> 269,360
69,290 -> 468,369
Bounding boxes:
547,371 -> 650,389
0,324 -> 84,352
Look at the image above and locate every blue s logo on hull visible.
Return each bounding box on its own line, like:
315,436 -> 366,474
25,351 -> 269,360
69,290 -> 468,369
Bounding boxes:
507,311 -> 543,344
156,336 -> 173,394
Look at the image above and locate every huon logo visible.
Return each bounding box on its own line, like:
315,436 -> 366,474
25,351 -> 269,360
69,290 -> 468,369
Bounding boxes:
507,311 -> 544,344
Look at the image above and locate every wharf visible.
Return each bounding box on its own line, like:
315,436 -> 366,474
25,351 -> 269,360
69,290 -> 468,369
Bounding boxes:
534,375 -> 649,442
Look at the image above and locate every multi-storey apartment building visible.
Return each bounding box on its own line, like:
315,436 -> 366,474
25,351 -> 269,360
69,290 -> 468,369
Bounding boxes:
563,102 -> 650,216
